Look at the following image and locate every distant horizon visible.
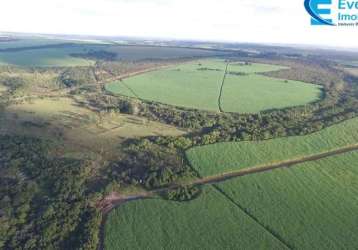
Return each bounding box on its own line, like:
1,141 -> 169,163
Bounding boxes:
2,30 -> 358,52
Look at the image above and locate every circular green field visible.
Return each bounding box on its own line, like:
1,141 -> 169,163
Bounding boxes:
106,60 -> 322,113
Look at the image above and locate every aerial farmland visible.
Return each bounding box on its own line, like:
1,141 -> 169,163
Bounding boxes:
0,34 -> 357,250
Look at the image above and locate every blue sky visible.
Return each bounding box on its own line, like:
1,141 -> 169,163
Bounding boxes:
0,0 -> 356,48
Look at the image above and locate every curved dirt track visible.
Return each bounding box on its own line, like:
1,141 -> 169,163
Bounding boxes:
100,143 -> 358,212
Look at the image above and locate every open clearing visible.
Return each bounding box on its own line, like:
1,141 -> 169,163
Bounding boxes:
344,67 -> 358,77
0,84 -> 7,94
0,47 -> 96,67
106,60 -> 322,113
104,186 -> 288,250
186,117 -> 358,176
0,98 -> 185,158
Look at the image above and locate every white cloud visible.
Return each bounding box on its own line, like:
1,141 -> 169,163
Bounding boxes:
0,0 -> 356,48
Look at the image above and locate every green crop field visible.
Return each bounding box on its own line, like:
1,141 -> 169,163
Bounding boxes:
105,118 -> 358,250
228,62 -> 285,73
184,118 -> 358,249
221,74 -> 322,113
0,47 -> 95,67
106,60 -> 226,111
105,186 -> 288,250
106,60 -> 321,113
186,117 -> 358,176
214,152 -> 358,250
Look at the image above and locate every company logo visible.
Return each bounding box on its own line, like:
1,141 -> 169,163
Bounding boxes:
305,0 -> 358,26
305,0 -> 334,25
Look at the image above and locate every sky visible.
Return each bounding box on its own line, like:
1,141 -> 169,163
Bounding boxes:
0,0 -> 357,48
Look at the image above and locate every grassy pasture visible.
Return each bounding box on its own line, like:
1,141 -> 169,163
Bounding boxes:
0,70 -> 60,97
228,62 -> 286,73
1,98 -> 185,158
105,186 -> 288,250
0,46 -> 96,67
215,152 -> 358,249
106,59 -> 321,113
186,117 -> 358,177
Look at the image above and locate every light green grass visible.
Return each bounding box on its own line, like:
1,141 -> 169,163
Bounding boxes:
228,62 -> 287,73
0,47 -> 95,67
221,74 -> 322,113
3,98 -> 185,157
186,117 -> 358,177
105,186 -> 288,250
106,60 -> 321,113
215,152 -> 358,249
106,60 -> 226,111
0,84 -> 7,93
105,81 -> 138,98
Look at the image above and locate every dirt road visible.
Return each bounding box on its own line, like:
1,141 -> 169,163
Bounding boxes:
98,143 -> 358,214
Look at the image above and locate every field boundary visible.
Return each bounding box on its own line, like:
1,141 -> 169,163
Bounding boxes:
218,62 -> 229,112
120,80 -> 141,99
212,184 -> 292,249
